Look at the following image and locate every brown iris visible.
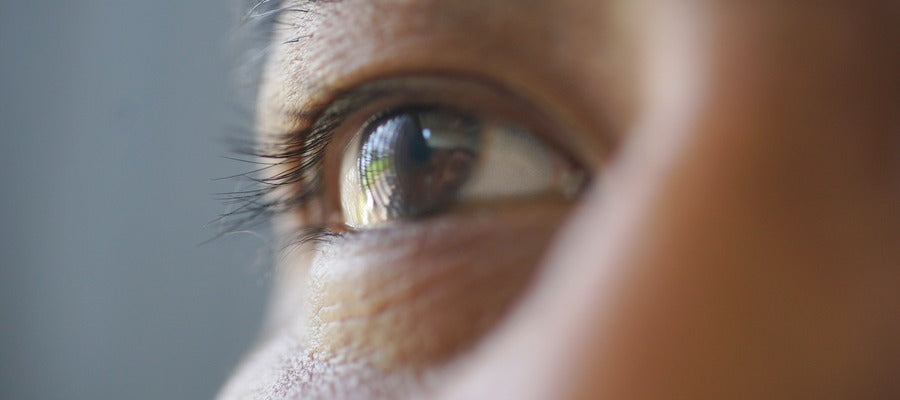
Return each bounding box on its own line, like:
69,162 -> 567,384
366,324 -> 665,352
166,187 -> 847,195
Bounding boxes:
357,108 -> 481,220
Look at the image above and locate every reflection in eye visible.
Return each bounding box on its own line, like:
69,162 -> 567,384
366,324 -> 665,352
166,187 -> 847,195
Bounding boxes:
340,107 -> 583,228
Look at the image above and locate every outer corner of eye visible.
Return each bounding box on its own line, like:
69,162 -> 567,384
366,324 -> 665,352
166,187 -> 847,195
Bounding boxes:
338,105 -> 585,229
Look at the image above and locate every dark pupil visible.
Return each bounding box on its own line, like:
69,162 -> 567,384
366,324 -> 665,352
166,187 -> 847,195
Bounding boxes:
358,109 -> 481,219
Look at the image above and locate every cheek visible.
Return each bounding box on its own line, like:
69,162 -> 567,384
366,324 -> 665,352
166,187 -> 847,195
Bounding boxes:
302,202 -> 569,372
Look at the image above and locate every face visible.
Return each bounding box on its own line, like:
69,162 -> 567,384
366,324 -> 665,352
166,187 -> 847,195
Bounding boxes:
220,1 -> 899,399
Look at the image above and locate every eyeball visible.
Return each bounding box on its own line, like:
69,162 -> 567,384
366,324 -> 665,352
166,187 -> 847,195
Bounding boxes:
340,107 -> 583,228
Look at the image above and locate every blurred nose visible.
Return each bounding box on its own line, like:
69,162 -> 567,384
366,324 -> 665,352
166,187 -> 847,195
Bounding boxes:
441,2 -> 899,399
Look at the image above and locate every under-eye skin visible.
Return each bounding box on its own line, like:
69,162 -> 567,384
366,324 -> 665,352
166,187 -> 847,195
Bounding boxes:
253,76 -> 590,236
223,77 -> 598,395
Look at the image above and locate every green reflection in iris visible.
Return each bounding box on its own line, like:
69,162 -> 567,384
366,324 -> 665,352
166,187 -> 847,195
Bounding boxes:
361,155 -> 394,190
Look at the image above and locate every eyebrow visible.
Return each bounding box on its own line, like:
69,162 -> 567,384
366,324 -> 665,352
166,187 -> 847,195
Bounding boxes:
244,0 -> 342,22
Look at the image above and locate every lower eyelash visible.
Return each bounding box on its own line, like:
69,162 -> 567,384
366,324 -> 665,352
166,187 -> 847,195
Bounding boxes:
283,226 -> 345,251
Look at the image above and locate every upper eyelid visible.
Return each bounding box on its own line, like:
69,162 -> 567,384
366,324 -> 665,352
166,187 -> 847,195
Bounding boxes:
255,76 -> 526,194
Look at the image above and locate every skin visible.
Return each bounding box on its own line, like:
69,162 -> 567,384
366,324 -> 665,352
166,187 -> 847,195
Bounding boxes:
221,1 -> 899,399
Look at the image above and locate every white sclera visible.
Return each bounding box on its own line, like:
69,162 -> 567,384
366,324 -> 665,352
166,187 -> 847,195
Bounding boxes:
458,122 -> 556,201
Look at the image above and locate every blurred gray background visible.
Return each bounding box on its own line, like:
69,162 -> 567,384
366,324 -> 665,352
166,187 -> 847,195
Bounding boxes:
0,1 -> 273,398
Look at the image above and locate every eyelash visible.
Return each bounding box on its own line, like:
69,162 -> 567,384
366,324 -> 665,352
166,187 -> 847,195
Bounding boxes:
215,1 -> 366,246
212,85 -> 397,246
212,121 -> 335,246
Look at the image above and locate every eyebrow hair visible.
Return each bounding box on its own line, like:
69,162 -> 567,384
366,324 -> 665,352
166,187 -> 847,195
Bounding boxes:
232,0 -> 342,111
242,0 -> 345,46
244,0 -> 343,22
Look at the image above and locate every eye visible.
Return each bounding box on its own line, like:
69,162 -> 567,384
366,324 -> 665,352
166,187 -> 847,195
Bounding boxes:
339,106 -> 583,228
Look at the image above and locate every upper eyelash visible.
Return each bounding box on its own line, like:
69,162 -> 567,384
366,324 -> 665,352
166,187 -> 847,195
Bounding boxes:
211,84 -> 394,243
210,116 -> 333,242
209,0 -> 353,245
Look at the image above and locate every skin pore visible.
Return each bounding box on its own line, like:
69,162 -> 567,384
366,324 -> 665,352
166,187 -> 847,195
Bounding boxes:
221,1 -> 899,399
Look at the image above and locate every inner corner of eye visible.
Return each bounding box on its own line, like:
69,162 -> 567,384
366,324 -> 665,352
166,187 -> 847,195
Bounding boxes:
338,107 -> 578,229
